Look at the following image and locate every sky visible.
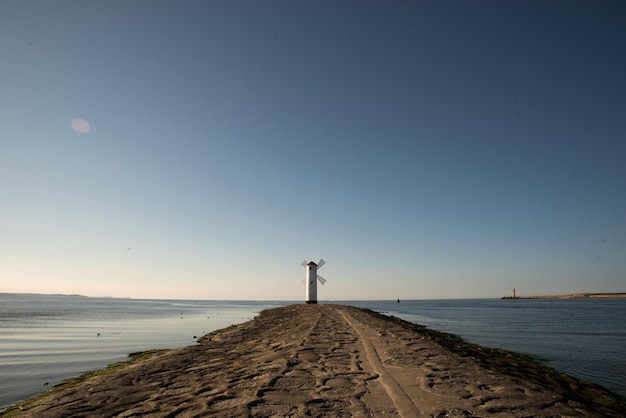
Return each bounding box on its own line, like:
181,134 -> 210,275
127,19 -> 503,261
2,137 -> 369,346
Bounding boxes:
1,1 -> 625,300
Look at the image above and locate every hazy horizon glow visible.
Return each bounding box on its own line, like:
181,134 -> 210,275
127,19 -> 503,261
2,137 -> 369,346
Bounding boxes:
1,1 -> 625,300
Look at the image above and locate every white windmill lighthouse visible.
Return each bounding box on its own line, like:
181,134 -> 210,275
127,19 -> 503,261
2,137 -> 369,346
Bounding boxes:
301,259 -> 327,304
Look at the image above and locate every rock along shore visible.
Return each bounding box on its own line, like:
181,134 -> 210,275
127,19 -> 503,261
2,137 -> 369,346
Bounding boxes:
2,304 -> 625,417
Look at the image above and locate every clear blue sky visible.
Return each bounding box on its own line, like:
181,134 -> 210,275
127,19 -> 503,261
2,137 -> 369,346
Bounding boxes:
2,1 -> 625,300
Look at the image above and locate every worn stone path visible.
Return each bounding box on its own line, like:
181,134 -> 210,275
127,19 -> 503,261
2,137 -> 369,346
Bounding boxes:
3,305 -> 625,417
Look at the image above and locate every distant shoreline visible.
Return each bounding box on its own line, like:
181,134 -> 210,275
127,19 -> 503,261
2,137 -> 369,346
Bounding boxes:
502,293 -> 626,300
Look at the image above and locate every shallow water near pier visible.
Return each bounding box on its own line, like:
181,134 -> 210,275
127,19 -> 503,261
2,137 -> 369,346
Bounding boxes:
0,295 -> 288,408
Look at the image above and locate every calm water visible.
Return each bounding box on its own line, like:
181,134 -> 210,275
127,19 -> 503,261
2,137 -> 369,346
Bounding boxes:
0,294 -> 289,408
1,295 -> 625,408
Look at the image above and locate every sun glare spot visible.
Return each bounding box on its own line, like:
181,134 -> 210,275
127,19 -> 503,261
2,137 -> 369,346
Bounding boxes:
71,118 -> 91,134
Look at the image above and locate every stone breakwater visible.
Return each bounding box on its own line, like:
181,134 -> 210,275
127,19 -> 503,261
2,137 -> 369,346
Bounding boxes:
2,304 -> 625,417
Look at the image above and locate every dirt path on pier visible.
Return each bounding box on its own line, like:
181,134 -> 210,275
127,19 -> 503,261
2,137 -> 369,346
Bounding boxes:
3,304 -> 624,417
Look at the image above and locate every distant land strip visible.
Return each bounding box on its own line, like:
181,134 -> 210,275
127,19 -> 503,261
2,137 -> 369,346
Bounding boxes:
502,293 -> 626,300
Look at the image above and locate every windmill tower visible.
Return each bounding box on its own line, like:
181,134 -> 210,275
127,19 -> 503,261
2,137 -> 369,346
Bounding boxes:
301,259 -> 327,304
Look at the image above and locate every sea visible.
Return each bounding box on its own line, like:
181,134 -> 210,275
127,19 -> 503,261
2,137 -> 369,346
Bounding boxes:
0,295 -> 625,409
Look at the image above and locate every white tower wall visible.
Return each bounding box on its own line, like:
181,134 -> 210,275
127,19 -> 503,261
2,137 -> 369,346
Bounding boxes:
306,262 -> 318,304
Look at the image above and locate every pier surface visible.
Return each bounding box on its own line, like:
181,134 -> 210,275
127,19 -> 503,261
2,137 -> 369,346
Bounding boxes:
3,304 -> 624,417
